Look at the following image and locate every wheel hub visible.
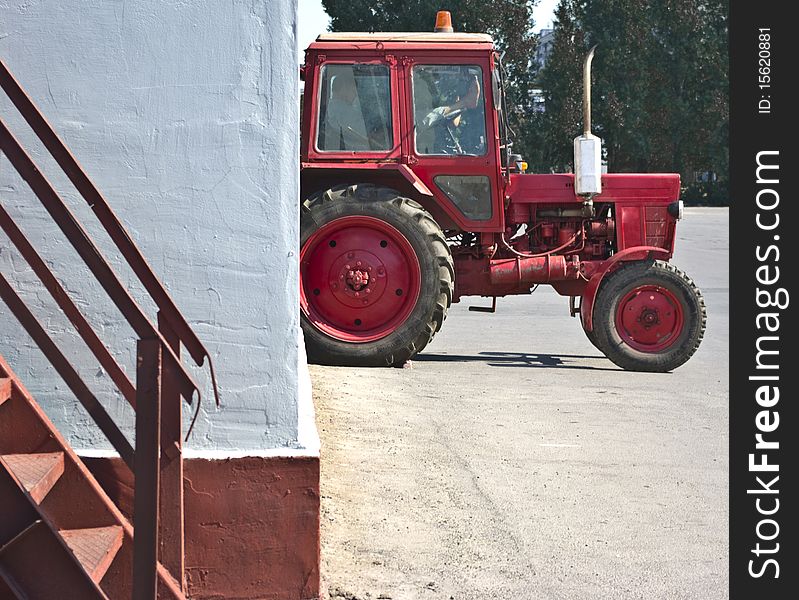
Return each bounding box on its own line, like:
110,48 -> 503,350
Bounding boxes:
616,285 -> 684,353
639,308 -> 659,327
326,251 -> 387,308
301,216 -> 421,343
345,265 -> 370,292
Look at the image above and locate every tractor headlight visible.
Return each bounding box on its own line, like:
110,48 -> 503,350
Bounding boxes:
668,200 -> 684,220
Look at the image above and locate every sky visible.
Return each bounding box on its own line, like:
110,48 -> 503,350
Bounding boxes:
534,0 -> 559,31
297,0 -> 559,55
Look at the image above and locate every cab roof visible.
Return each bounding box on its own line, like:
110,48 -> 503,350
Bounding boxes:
314,32 -> 494,44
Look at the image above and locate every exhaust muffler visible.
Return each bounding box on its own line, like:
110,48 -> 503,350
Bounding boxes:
574,46 -> 601,215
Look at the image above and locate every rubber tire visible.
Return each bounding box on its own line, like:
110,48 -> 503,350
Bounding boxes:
592,260 -> 706,372
581,315 -> 601,351
301,184 -> 454,366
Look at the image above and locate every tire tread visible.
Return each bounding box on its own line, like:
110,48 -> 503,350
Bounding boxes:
592,260 -> 706,372
302,184 -> 453,366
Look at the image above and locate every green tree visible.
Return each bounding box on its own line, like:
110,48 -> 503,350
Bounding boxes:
321,0 -> 538,158
525,0 -> 585,172
536,0 -> 728,201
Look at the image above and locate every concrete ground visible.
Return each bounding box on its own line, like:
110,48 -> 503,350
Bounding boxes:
311,207 -> 729,600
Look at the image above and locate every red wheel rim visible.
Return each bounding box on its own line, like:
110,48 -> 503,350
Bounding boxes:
301,216 -> 421,343
615,285 -> 684,353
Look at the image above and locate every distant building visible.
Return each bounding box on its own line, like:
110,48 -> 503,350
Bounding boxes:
530,88 -> 546,113
536,28 -> 555,71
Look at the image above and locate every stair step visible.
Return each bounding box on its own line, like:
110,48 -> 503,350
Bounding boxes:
0,357 -> 186,599
0,452 -> 65,504
0,520 -> 108,599
60,525 -> 123,584
0,378 -> 10,406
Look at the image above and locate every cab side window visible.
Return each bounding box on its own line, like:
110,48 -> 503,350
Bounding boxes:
316,64 -> 393,152
412,64 -> 487,156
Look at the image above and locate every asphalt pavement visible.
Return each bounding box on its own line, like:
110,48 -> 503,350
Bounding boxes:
311,207 -> 729,600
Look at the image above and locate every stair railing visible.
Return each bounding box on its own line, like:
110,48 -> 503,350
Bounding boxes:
0,58 -> 219,599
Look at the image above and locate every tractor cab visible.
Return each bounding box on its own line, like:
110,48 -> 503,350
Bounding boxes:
301,28 -> 507,233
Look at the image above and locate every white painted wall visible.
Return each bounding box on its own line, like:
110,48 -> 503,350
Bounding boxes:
0,0 -> 314,453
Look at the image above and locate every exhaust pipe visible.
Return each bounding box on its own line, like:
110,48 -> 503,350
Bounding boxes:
582,45 -> 595,137
574,46 -> 601,215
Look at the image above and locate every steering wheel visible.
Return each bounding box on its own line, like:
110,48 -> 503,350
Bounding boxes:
422,107 -> 467,154
441,108 -> 464,122
424,107 -> 465,128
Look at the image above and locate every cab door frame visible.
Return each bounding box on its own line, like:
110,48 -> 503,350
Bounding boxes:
397,51 -> 505,232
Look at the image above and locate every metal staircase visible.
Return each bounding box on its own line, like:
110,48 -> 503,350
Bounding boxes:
0,58 -> 219,598
0,355 -> 181,599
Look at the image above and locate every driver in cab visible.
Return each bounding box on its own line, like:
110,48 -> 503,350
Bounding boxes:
422,74 -> 482,155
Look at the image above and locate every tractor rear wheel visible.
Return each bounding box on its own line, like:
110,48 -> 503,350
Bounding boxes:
300,184 -> 453,366
591,260 -> 706,372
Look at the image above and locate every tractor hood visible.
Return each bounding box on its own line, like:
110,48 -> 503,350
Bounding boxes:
507,173 -> 681,205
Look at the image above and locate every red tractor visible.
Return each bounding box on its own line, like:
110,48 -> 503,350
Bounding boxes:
299,13 -> 706,372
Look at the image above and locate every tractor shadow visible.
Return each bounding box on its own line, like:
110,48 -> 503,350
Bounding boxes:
415,351 -> 619,371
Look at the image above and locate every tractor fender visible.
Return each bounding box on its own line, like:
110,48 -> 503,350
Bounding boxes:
580,246 -> 672,331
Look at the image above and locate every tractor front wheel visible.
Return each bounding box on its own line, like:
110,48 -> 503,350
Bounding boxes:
581,313 -> 601,352
591,260 -> 706,372
300,185 -> 453,366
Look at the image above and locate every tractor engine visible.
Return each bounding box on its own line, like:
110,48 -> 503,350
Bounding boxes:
451,203 -> 616,301
512,209 -> 614,260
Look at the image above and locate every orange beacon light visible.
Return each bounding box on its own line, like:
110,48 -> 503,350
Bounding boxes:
434,11 -> 454,33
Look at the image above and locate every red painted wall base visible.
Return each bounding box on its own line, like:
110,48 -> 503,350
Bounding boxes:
83,454 -> 320,600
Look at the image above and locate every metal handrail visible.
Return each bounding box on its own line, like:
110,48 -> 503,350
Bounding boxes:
0,204 -> 137,407
0,274 -> 136,467
0,58 -> 214,598
0,59 -> 219,400
0,118 -> 199,403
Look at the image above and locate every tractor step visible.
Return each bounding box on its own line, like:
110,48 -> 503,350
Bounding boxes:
468,297 -> 497,313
